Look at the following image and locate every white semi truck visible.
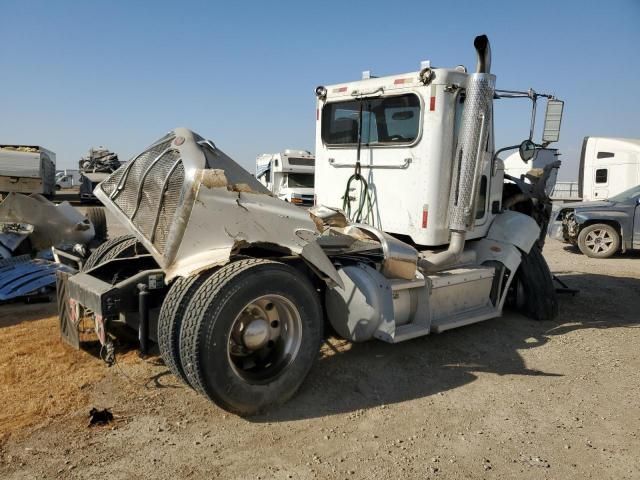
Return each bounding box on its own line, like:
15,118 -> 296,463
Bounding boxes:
58,35 -> 564,415
578,137 -> 640,201
256,150 -> 315,206
0,145 -> 56,198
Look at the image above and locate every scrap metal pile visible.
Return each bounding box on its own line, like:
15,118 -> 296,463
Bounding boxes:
79,147 -> 121,174
0,193 -> 103,302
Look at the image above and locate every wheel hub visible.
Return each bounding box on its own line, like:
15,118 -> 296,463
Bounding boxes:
242,319 -> 270,350
585,229 -> 613,253
227,294 -> 303,383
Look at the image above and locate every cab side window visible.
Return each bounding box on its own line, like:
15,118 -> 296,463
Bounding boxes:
595,168 -> 608,184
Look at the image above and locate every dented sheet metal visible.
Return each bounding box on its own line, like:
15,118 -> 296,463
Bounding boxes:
0,255 -> 75,301
94,128 -> 343,286
0,193 -> 95,250
169,171 -> 343,285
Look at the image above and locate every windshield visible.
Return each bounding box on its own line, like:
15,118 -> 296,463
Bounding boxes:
608,185 -> 640,202
287,173 -> 314,188
322,94 -> 420,146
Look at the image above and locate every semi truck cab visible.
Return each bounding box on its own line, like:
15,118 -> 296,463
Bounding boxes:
256,150 -> 315,206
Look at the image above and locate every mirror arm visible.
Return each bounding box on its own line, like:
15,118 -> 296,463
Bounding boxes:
492,144 -> 521,175
529,95 -> 538,141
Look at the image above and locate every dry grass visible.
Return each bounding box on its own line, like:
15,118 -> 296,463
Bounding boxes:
0,303 -> 107,443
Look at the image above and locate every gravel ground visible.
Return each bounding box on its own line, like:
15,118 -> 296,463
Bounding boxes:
0,208 -> 638,480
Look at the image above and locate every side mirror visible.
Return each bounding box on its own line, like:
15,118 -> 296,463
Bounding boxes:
542,99 -> 564,143
519,139 -> 537,162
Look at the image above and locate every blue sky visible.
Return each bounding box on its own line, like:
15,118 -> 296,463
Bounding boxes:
1,0 -> 638,180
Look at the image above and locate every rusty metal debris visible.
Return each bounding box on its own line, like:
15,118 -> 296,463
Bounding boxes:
79,147 -> 121,174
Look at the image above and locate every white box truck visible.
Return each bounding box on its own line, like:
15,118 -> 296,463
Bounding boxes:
0,145 -> 56,197
256,150 -> 314,206
579,137 -> 640,201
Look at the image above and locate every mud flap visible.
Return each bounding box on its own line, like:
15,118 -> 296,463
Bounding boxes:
57,270 -> 80,349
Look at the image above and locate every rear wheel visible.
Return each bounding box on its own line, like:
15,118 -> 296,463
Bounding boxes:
82,234 -> 145,271
179,259 -> 323,415
577,223 -> 619,258
511,245 -> 558,321
157,273 -> 214,386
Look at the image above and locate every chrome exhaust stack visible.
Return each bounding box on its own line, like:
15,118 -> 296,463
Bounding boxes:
474,34 -> 491,74
422,35 -> 496,272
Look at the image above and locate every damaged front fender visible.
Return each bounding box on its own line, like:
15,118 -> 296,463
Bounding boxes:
93,128 -> 344,288
167,169 -> 343,287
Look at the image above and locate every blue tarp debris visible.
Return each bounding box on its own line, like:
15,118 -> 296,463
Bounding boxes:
0,255 -> 76,302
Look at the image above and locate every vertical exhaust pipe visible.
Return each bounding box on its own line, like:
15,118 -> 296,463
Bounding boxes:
422,35 -> 495,272
474,34 -> 491,74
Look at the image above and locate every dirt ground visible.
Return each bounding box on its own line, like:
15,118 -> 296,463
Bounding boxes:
0,213 -> 639,479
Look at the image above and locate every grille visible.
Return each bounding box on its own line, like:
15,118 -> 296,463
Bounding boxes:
99,138 -> 184,254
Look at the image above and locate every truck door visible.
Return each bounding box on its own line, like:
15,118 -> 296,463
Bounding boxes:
592,167 -> 609,199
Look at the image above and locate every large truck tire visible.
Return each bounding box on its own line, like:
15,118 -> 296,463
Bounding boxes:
82,234 -> 144,271
512,245 -> 558,321
85,207 -> 107,243
577,223 -> 619,259
157,273 -> 213,387
179,259 -> 323,415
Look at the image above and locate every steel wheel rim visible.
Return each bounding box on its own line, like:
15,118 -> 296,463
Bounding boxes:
227,294 -> 302,384
584,229 -> 614,254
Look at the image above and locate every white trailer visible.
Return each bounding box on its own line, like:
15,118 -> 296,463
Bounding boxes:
579,137 -> 640,201
0,145 -> 56,197
256,150 -> 315,206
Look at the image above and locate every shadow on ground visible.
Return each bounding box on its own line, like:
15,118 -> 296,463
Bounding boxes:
250,272 -> 640,422
6,271 -> 637,422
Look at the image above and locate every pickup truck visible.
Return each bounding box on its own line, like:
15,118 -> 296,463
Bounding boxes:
549,184 -> 640,258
